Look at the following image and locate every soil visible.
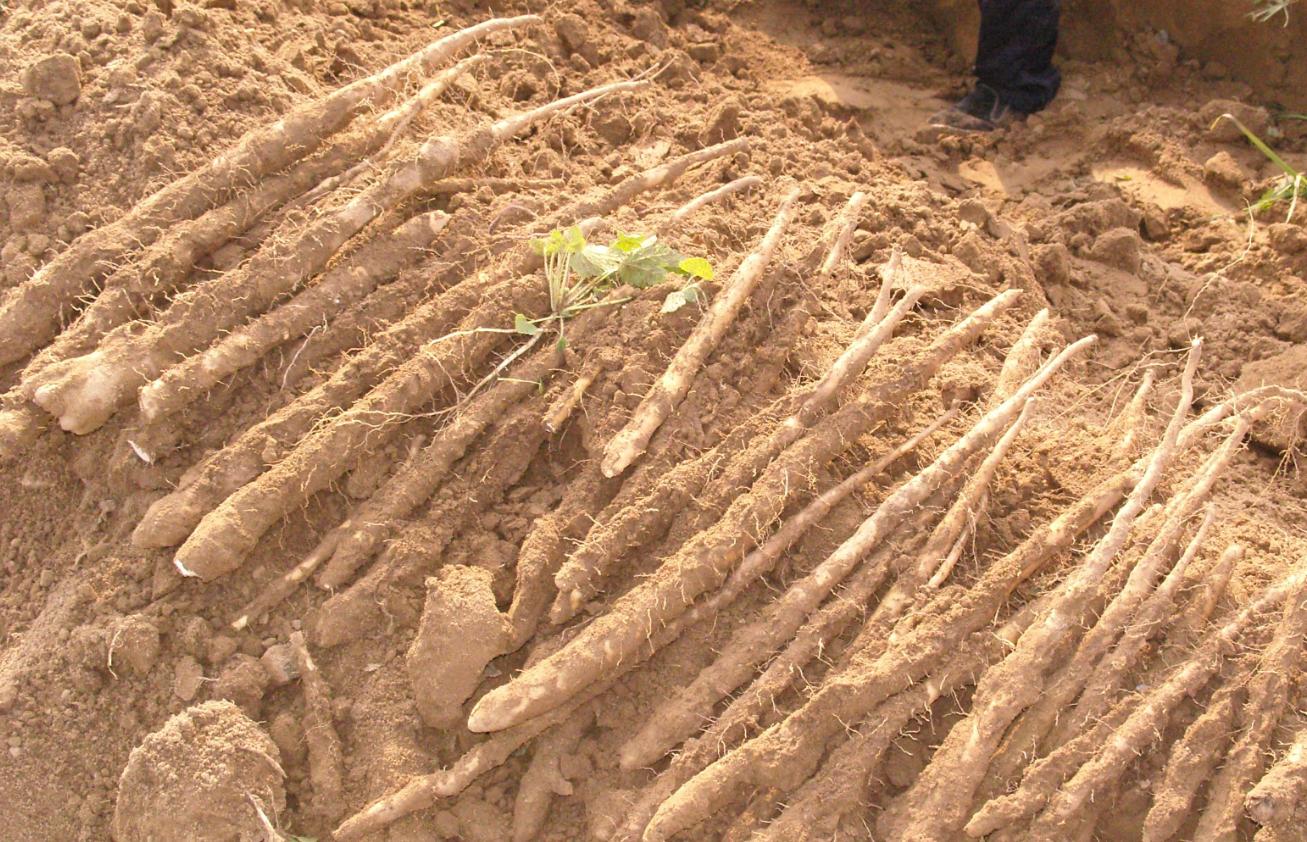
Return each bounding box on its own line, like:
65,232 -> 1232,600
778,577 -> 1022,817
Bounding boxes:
1,0 -> 1306,841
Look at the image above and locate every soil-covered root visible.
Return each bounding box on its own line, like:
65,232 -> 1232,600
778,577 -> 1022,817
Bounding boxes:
1246,723 -> 1307,829
466,290 -> 1023,735
619,407 -> 958,770
506,460 -> 612,648
1010,567 -> 1307,841
543,359 -> 606,434
311,379 -> 559,648
549,216 -> 907,624
963,696 -> 1141,838
870,341 -> 1202,842
32,78 -> 648,437
1190,563 -> 1307,842
1141,667 -> 1247,842
1109,368 -> 1158,460
636,343 -> 1199,842
0,14 -> 538,368
1057,504 -> 1218,745
288,632 -> 345,819
511,707 -> 593,842
227,344 -> 557,630
130,140 -> 748,553
755,588 -> 1060,842
623,362 -> 1050,772
138,210 -> 452,423
599,185 -> 805,477
982,409 -> 1256,794
0,128 -> 382,458
407,566 -> 513,730
112,700 -> 286,842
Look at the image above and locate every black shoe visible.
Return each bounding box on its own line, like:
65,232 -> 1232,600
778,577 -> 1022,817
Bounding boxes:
927,83 -> 1016,133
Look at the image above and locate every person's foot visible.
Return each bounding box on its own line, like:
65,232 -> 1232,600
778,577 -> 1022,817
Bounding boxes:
927,83 -> 1017,133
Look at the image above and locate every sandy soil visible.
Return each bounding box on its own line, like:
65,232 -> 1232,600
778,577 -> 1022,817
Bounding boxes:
1,1 -> 1306,841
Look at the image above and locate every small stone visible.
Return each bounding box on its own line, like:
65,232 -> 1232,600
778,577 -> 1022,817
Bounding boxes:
630,7 -> 669,47
1200,99 -> 1269,143
687,41 -> 721,63
1034,242 -> 1072,285
142,10 -> 165,41
956,198 -> 992,229
11,154 -> 55,183
206,635 -> 238,666
7,183 -> 46,232
269,711 -> 306,766
111,615 -> 162,675
1141,204 -> 1169,241
1093,298 -> 1124,337
260,644 -> 299,686
1090,228 -> 1142,274
213,654 -> 270,715
178,616 -> 212,659
554,13 -> 589,53
173,656 -> 204,701
21,54 -> 82,106
50,148 -> 83,185
1203,151 -> 1245,188
1267,223 -> 1307,255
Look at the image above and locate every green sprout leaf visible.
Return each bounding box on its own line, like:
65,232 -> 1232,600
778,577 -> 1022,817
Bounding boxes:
661,283 -> 702,314
514,313 -> 539,336
614,232 -> 652,253
678,256 -> 713,281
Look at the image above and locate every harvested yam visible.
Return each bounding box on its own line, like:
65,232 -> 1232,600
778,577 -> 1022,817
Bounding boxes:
32,79 -> 648,437
289,632 -> 345,818
1246,724 -> 1307,829
1142,670 -> 1246,842
467,290 -> 1022,734
139,210 -> 452,423
1014,568 -> 1307,841
619,411 -> 956,770
511,708 -> 593,842
754,588 -> 1061,842
636,346 -> 1223,842
406,566 -> 513,730
1192,563 -> 1307,842
600,185 -> 805,476
871,341 -> 1201,842
0,15 -> 539,367
131,140 -> 746,552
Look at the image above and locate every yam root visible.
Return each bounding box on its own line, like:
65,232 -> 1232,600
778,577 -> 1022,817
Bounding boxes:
467,290 -> 1022,734
0,15 -> 538,367
600,186 -> 805,477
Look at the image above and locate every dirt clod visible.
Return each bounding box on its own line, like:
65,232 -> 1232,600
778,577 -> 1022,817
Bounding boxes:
408,565 -> 512,729
112,700 -> 285,842
20,54 -> 82,106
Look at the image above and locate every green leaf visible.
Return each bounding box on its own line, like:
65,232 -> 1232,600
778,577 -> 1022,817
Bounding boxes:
514,314 -> 539,336
661,284 -> 702,314
529,237 -> 548,256
1215,113 -> 1300,178
560,226 -> 588,253
556,335 -> 568,352
678,257 -> 713,281
614,232 -> 652,253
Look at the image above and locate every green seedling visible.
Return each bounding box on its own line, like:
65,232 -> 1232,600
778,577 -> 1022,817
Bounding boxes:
452,227 -> 714,405
1214,112 -> 1305,221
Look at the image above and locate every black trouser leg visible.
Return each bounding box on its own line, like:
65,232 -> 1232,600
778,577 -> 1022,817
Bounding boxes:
975,0 -> 1061,113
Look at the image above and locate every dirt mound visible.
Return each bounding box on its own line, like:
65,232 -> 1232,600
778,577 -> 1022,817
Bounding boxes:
2,1 -> 1306,841
112,700 -> 285,842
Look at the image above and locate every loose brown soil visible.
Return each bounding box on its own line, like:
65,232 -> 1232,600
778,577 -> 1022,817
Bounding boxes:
2,1 -> 1306,841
